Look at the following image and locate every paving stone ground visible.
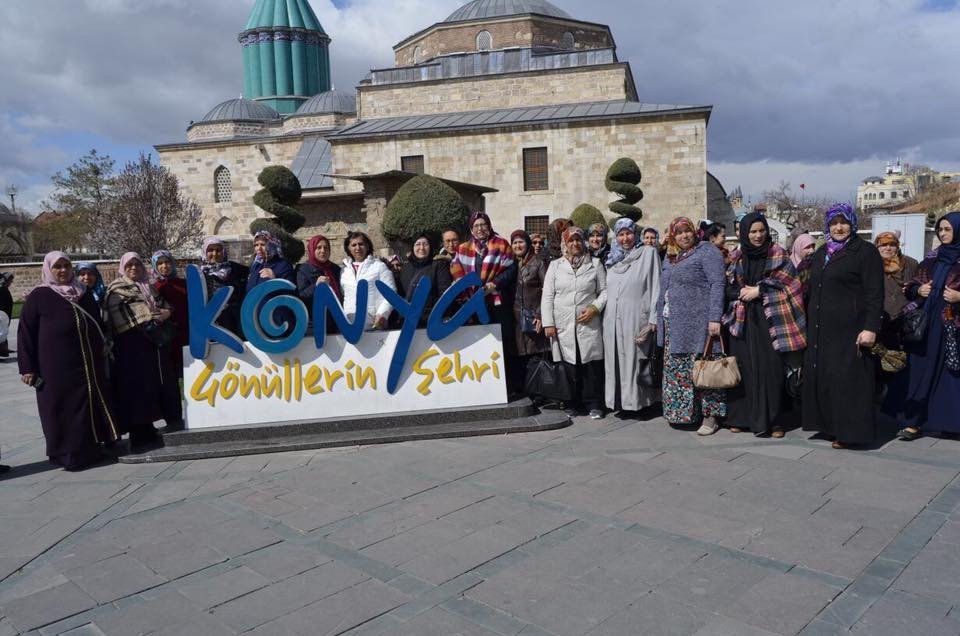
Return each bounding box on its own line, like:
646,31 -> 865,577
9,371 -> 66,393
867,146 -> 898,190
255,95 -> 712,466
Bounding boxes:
1,323 -> 959,635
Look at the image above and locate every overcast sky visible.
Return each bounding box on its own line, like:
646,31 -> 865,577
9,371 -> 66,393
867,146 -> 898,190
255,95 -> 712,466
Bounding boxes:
2,0 -> 959,213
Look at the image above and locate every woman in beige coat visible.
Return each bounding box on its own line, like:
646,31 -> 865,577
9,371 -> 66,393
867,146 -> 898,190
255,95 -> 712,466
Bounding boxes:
542,226 -> 608,418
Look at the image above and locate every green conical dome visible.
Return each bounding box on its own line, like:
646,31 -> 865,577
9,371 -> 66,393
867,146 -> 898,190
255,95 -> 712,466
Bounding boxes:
244,0 -> 325,34
239,0 -> 331,114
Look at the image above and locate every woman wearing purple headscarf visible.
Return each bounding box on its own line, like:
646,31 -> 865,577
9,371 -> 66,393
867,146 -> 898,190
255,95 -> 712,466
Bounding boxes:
801,204 -> 884,448
17,252 -> 119,470
897,211 -> 960,440
105,252 -> 177,450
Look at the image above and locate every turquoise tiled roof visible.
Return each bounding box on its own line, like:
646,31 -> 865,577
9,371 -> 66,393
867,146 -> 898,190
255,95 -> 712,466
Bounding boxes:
244,0 -> 325,33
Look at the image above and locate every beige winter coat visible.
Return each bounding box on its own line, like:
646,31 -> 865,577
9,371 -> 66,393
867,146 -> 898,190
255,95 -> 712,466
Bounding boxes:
541,256 -> 607,363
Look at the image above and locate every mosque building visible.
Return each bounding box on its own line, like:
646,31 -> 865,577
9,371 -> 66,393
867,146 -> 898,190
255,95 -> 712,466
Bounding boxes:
156,0 -> 718,258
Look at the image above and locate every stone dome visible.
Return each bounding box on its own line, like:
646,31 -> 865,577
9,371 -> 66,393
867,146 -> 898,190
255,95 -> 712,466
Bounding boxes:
445,0 -> 572,22
296,90 -> 357,115
200,98 -> 281,123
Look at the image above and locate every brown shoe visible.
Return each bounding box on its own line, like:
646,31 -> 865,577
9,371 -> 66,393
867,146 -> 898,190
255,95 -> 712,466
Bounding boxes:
831,440 -> 846,449
728,426 -> 744,433
771,430 -> 785,439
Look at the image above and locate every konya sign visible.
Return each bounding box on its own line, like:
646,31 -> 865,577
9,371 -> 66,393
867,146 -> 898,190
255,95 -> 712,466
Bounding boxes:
182,265 -> 507,429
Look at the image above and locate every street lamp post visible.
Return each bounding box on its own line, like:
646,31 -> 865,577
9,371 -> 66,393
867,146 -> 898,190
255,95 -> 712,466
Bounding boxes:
5,185 -> 16,215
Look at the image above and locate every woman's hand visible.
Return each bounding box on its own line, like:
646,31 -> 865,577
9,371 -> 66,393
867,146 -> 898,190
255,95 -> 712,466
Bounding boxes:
483,282 -> 497,295
944,288 -> 960,303
533,318 -> 542,334
708,321 -> 721,337
544,326 -> 558,338
576,306 -> 598,324
919,282 -> 932,298
634,324 -> 656,345
20,373 -> 34,386
372,315 -> 388,330
316,276 -> 328,286
153,308 -> 172,322
739,286 -> 761,302
856,330 -> 877,348
260,268 -> 275,280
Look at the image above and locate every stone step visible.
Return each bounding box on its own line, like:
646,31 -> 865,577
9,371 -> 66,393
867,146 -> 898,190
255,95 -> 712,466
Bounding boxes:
119,401 -> 571,463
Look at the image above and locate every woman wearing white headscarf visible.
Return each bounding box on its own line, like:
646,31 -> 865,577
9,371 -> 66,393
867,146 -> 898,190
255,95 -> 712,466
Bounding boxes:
603,218 -> 661,414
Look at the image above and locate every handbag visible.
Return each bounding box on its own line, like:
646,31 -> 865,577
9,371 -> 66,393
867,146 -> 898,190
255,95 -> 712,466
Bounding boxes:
525,350 -> 574,401
945,321 -> 960,373
519,308 -> 539,334
141,319 -> 178,348
901,307 -> 928,343
692,335 -> 741,389
637,347 -> 663,388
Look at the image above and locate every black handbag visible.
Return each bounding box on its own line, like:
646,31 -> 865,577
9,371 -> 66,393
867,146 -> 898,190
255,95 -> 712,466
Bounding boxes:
901,307 -> 928,343
637,347 -> 663,388
141,319 -> 178,348
519,308 -> 539,334
525,351 -> 574,401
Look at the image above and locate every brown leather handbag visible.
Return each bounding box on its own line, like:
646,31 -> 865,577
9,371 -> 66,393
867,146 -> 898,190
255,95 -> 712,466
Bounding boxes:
692,335 -> 741,389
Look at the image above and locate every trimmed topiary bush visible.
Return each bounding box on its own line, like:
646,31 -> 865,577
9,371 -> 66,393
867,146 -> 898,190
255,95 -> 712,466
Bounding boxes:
570,203 -> 606,230
250,165 -> 306,263
383,175 -> 469,244
605,157 -> 643,221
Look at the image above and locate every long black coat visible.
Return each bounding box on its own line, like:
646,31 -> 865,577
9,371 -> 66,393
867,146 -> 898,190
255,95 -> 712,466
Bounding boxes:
801,236 -> 884,443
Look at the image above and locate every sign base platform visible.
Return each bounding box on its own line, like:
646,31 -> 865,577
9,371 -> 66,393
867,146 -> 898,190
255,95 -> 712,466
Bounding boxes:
118,399 -> 571,463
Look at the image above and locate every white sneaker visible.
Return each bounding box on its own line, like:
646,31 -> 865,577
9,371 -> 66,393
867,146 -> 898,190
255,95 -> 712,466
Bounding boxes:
696,417 -> 719,436
589,409 -> 604,420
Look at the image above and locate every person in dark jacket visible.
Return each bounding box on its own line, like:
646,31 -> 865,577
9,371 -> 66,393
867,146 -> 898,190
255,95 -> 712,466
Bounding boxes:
0,271 -> 13,357
801,204 -> 884,449
151,250 -> 188,430
508,230 -> 549,397
587,223 -> 611,267
247,230 -> 297,337
396,234 -> 452,326
18,252 -> 119,470
297,234 -> 342,306
200,237 -> 248,340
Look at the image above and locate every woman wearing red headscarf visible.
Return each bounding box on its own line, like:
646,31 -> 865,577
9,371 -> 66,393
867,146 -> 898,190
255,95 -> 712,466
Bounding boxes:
298,234 -> 342,304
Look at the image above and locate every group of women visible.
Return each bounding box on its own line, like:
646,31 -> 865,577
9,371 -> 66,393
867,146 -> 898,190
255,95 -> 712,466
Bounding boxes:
14,206 -> 960,471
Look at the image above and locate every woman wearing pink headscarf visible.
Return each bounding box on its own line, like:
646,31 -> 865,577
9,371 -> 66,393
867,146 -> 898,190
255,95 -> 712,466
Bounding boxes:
789,233 -> 816,269
17,251 -> 119,470
105,252 -> 178,450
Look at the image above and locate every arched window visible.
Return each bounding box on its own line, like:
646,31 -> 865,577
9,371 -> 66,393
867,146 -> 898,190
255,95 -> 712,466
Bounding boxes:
413,46 -> 423,64
214,216 -> 235,235
561,32 -> 575,50
476,30 -> 492,51
214,166 -> 232,203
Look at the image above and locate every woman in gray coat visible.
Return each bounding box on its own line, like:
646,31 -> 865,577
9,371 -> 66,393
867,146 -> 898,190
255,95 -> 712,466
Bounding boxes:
656,217 -> 727,434
542,226 -> 608,419
603,218 -> 661,414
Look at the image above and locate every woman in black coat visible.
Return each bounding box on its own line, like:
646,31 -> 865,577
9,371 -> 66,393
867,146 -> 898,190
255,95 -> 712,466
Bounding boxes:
801,204 -> 884,448
396,234 -> 452,326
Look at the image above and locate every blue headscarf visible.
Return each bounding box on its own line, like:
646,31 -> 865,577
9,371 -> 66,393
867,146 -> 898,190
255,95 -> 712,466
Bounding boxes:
74,262 -> 107,304
824,203 -> 858,263
150,250 -> 178,281
606,218 -> 638,267
253,230 -> 282,264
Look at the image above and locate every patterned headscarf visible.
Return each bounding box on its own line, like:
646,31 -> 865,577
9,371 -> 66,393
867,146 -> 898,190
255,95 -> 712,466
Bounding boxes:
665,216 -> 700,263
874,231 -> 904,274
468,210 -> 495,253
202,236 -> 228,262
42,251 -> 86,302
119,252 -> 158,312
150,250 -> 178,282
562,226 -> 587,268
824,203 -> 858,263
606,218 -> 638,267
790,233 -> 816,268
201,237 -> 233,281
253,230 -> 282,264
75,261 -> 107,304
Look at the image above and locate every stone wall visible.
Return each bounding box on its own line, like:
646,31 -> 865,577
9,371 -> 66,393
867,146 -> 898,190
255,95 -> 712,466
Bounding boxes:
158,137 -> 305,238
330,113 -> 709,237
394,17 -> 611,66
186,121 -> 278,142
358,65 -> 630,119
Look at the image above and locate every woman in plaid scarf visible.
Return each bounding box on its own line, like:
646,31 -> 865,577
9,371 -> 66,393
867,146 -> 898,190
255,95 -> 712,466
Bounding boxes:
450,211 -> 516,323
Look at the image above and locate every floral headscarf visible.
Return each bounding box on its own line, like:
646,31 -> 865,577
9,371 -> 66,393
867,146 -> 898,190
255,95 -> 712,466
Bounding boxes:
562,226 -> 588,269
824,203 -> 858,263
151,250 -> 178,282
42,251 -> 86,302
874,231 -> 904,274
75,261 -> 107,304
253,230 -> 282,264
201,237 -> 233,281
606,218 -> 639,267
665,216 -> 699,263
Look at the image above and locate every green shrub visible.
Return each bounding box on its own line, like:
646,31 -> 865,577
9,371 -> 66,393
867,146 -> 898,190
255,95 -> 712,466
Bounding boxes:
605,157 -> 643,221
250,166 -> 306,263
383,175 -> 469,244
570,203 -> 606,231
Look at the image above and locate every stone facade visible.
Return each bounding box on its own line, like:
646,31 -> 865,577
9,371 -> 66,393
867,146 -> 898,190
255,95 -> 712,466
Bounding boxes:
159,137 -> 305,237
359,65 -> 632,119
394,16 -> 612,66
330,114 -> 708,236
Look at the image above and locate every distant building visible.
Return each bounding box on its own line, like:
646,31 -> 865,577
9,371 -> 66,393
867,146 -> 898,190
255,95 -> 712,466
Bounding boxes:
156,0 -> 715,259
857,160 -> 960,211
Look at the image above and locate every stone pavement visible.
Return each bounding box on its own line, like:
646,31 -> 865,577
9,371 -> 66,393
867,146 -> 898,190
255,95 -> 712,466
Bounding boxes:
1,324 -> 959,635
